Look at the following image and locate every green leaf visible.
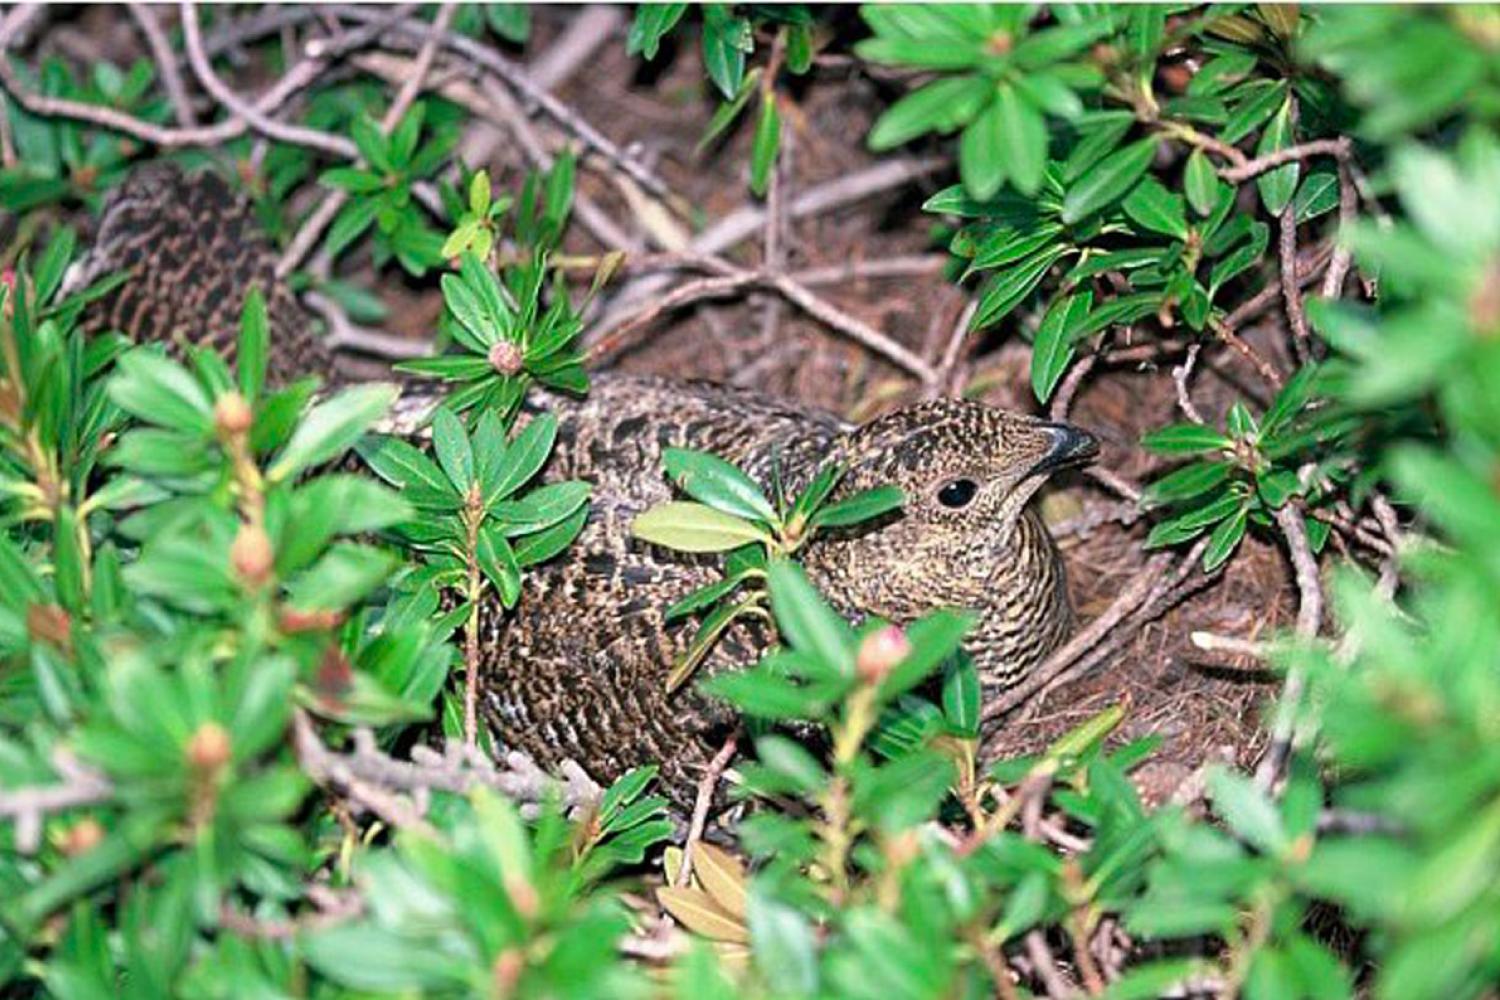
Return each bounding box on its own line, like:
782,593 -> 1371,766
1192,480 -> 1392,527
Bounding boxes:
786,23 -> 814,74
879,610 -> 973,700
269,383 -> 397,482
356,434 -> 453,496
286,544 -> 394,612
810,485 -> 904,529
1256,98 -> 1300,216
108,351 -> 214,435
971,245 -> 1069,330
494,481 -> 591,534
1202,504 -> 1248,571
1062,138 -> 1158,225
1222,80 -> 1286,145
698,68 -> 762,152
1184,148 -> 1222,217
488,414 -> 556,502
320,167 -> 383,194
664,593 -> 761,693
514,505 -> 588,567
632,502 -> 770,553
1031,290 -> 1091,403
870,75 -> 988,150
940,652 -> 981,738
701,7 -> 752,101
1208,766 -> 1288,855
1145,490 -> 1243,548
768,559 -> 854,675
995,85 -> 1047,196
238,287 -> 268,401
430,408 -> 473,493
1141,423 -> 1232,455
748,890 -> 818,997
959,98 -> 1007,201
349,114 -> 392,172
324,196 -> 380,260
1061,114 -> 1133,184
749,96 -> 781,197
52,505 -> 85,614
663,448 -> 776,523
754,734 -> 826,794
1293,167 -> 1341,223
484,4 -> 530,44
1143,461 -> 1234,506
477,525 -> 522,607
627,3 -> 688,59
34,227 -> 75,304
1123,178 -> 1189,240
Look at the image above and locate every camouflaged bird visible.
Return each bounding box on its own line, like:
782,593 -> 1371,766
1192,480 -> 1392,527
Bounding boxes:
66,162 -> 332,386
487,377 -> 1096,796
77,165 -> 1098,800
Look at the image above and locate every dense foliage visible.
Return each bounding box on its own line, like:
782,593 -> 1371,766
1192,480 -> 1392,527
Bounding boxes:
2,4 -> 1498,998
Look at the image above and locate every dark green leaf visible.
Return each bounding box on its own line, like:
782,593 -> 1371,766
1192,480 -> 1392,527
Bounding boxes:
1062,138 -> 1158,225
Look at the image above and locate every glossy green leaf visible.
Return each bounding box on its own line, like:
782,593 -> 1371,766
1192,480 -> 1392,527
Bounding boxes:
632,502 -> 770,553
1062,138 -> 1158,225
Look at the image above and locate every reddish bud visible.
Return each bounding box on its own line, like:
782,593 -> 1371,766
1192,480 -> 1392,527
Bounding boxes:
58,817 -> 105,857
1471,258 -> 1500,337
278,607 -> 345,634
315,646 -> 355,706
230,524 -> 274,587
186,722 -> 232,773
505,875 -> 540,921
492,949 -> 525,998
26,603 -> 72,650
488,340 -> 525,376
856,625 -> 910,685
214,392 -> 253,437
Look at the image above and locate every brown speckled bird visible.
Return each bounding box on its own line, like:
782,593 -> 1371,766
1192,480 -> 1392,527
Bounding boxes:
67,162 -> 332,385
489,377 -> 1097,795
77,165 -> 1098,799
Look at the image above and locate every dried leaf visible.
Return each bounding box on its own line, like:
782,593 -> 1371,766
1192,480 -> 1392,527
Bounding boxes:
692,843 -> 748,920
657,887 -> 749,944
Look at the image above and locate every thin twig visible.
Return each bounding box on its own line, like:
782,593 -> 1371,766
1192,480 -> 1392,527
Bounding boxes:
0,750 -> 113,854
765,270 -> 936,381
291,709 -> 601,825
181,2 -> 355,159
128,4 -> 198,127
0,38 -> 318,148
1253,505 -> 1324,791
591,265 -> 938,382
1218,137 -> 1351,184
305,291 -> 431,360
1049,349 -> 1098,420
1172,343 -> 1205,424
1208,316 -> 1284,388
1190,631 -> 1273,660
1320,159 -> 1358,300
1278,204 -> 1313,364
677,733 -> 740,888
933,298 -> 979,397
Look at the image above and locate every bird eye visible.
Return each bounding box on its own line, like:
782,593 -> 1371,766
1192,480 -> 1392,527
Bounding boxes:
937,478 -> 979,509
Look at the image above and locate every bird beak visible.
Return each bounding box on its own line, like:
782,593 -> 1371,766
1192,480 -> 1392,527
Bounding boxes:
1030,422 -> 1100,477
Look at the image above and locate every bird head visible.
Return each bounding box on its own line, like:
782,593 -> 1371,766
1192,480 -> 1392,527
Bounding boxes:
800,398 -> 1097,688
